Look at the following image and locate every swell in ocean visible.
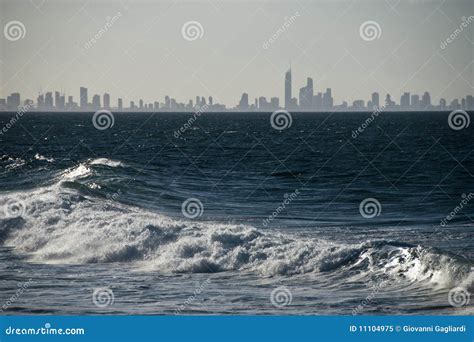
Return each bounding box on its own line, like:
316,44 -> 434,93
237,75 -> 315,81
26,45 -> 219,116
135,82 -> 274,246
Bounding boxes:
0,158 -> 471,294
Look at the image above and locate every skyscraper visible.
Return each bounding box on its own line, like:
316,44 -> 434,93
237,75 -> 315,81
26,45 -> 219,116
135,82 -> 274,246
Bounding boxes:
92,94 -> 101,109
400,92 -> 410,109
103,93 -> 110,109
371,92 -> 379,109
6,93 -> 20,110
45,92 -> 53,109
238,93 -> 249,110
299,77 -> 313,110
284,68 -> 292,109
323,88 -> 333,109
80,87 -> 88,109
411,94 -> 420,109
422,91 -> 431,108
118,98 -> 123,110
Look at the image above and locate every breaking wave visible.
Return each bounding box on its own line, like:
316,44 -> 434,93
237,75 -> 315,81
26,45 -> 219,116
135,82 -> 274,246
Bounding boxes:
0,161 -> 471,291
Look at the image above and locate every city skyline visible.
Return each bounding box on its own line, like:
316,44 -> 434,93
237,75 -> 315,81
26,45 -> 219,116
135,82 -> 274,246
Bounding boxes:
1,67 -> 473,112
1,1 -> 472,107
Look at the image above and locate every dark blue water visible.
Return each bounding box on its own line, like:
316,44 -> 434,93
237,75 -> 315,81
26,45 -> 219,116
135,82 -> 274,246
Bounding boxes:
0,111 -> 472,315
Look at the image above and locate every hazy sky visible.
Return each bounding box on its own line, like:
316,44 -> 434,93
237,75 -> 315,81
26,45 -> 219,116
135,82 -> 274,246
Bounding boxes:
1,0 -> 473,106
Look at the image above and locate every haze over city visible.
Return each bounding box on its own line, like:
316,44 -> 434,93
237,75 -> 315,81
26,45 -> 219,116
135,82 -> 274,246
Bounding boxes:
1,0 -> 473,109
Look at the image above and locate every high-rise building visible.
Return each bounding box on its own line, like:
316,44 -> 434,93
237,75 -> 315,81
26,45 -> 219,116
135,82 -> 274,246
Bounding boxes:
439,98 -> 446,109
0,99 -> 7,110
6,93 -> 20,110
323,88 -> 333,109
371,92 -> 379,109
80,87 -> 88,109
421,91 -> 431,108
466,95 -> 473,109
270,97 -> 279,109
208,96 -> 213,106
103,93 -> 110,109
37,94 -> 44,110
238,93 -> 249,110
313,92 -> 322,110
400,92 -> 410,109
299,77 -> 313,110
352,100 -> 365,110
284,68 -> 292,109
118,98 -> 123,110
45,92 -> 53,109
92,94 -> 101,109
385,94 -> 395,109
411,94 -> 420,109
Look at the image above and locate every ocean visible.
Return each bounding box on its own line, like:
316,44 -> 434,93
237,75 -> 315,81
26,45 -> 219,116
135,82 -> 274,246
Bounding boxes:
0,111 -> 472,315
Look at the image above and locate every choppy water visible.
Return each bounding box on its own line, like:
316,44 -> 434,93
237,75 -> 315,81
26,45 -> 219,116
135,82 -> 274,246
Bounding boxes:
0,111 -> 472,315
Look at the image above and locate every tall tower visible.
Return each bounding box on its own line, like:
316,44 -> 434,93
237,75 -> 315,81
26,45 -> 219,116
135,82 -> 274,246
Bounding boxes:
80,87 -> 88,109
284,68 -> 292,109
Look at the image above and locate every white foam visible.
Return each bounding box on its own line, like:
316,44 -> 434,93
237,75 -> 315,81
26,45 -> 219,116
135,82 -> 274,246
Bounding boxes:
90,158 -> 125,168
0,183 -> 470,288
34,153 -> 55,163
